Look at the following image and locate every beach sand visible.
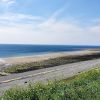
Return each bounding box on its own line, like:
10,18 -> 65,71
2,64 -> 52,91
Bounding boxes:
0,49 -> 100,71
1,50 -> 100,65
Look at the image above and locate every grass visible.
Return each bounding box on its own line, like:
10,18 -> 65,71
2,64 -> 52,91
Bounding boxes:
1,67 -> 100,100
3,53 -> 100,73
0,72 -> 9,76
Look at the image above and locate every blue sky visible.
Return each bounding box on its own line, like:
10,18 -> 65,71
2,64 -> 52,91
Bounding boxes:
0,0 -> 100,45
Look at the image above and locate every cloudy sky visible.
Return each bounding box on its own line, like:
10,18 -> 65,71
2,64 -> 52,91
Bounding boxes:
0,0 -> 100,45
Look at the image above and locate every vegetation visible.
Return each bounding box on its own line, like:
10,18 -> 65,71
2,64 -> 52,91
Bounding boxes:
1,67 -> 100,100
3,53 -> 100,73
0,72 -> 9,76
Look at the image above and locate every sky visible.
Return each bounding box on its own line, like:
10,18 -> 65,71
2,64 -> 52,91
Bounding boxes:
0,0 -> 100,45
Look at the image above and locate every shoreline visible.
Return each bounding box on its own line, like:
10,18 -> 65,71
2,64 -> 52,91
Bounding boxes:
0,50 -> 100,65
0,49 -> 100,73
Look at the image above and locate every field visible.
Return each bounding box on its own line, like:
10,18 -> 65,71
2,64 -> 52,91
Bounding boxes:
3,52 -> 100,73
1,67 -> 100,100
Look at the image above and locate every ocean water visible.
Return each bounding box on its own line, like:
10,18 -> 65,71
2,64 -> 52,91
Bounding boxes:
0,44 -> 100,58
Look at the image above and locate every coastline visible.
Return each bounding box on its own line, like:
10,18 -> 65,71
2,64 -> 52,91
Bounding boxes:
0,49 -> 100,65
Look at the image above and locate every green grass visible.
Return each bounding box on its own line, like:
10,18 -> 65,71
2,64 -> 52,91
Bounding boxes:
3,53 -> 100,73
1,67 -> 100,100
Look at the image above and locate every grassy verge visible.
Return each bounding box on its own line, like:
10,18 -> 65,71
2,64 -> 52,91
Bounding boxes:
1,67 -> 100,100
3,53 -> 100,73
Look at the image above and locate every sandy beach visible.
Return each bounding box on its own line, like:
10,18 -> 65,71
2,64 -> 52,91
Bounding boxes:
0,50 -> 99,66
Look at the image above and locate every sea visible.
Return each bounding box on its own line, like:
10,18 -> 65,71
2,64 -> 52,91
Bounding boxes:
0,44 -> 100,58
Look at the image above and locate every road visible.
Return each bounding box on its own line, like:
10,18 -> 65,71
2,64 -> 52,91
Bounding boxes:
0,59 -> 100,95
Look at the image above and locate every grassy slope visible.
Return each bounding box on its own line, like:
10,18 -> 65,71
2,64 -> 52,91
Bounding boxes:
1,67 -> 100,100
4,53 -> 100,73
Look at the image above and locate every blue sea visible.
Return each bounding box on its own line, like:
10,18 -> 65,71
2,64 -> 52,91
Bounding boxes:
0,44 -> 100,58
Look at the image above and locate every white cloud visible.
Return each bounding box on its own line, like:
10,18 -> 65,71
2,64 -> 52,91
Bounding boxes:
38,7 -> 82,34
38,19 -> 82,34
0,2 -> 100,45
50,5 -> 66,19
89,26 -> 100,33
0,13 -> 44,25
1,16 -> 100,45
0,0 -> 15,5
0,13 -> 43,24
0,0 -> 15,13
